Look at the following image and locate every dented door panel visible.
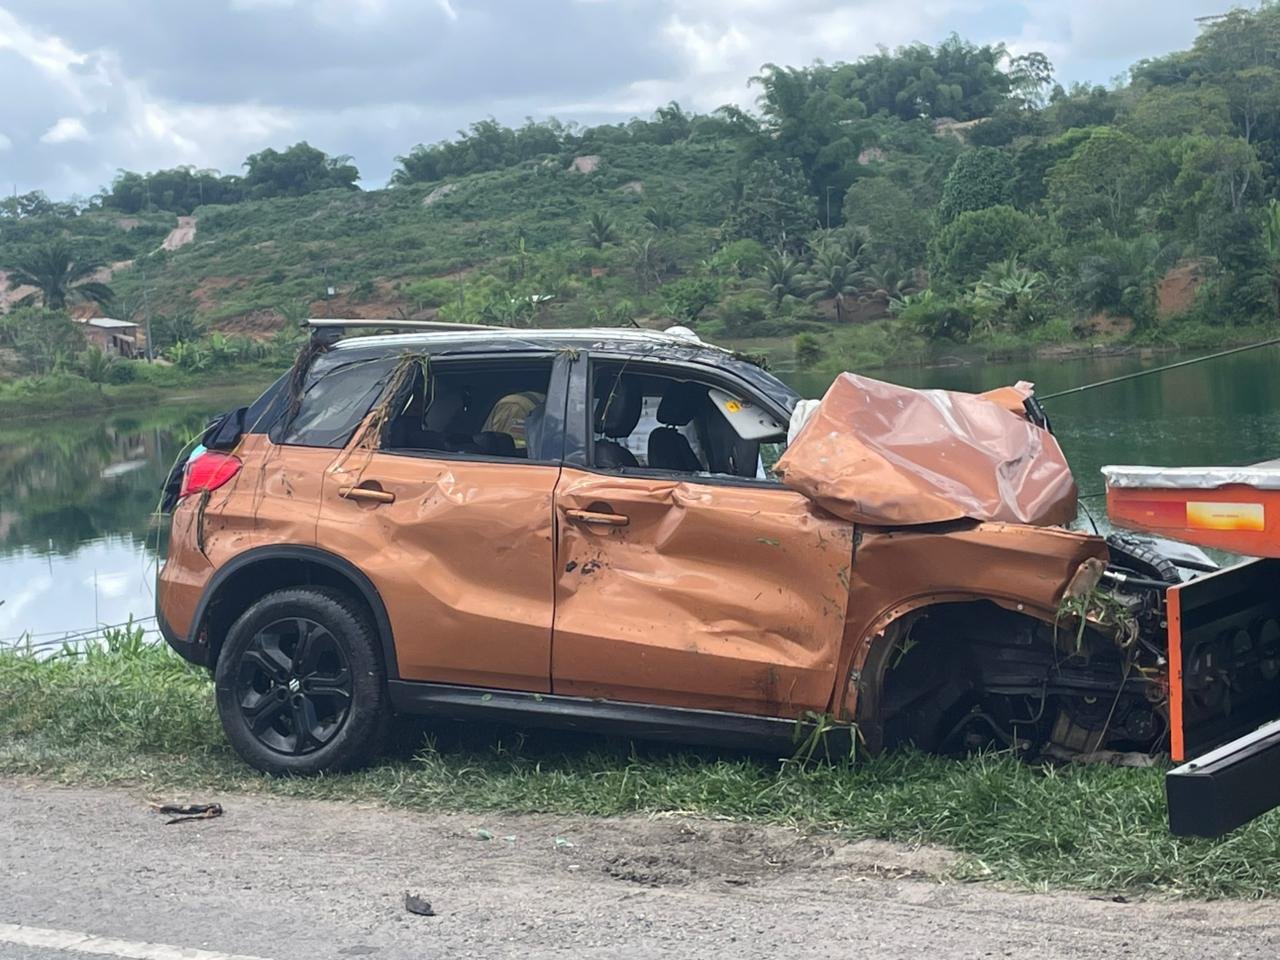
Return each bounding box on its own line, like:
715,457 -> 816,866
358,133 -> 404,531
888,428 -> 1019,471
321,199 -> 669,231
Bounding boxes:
319,452 -> 559,691
551,468 -> 854,717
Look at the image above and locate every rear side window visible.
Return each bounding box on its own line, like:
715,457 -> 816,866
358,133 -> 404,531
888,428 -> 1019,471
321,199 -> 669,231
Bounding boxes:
271,356 -> 396,448
244,375 -> 288,435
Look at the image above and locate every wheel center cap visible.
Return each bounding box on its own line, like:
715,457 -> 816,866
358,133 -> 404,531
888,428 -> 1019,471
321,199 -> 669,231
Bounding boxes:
288,677 -> 301,694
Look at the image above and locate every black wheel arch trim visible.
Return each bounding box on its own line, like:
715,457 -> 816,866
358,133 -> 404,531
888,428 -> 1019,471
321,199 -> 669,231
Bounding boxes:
177,544 -> 399,679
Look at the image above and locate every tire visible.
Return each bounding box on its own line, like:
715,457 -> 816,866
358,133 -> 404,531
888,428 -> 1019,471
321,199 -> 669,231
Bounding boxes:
215,586 -> 388,775
1105,533 -> 1181,585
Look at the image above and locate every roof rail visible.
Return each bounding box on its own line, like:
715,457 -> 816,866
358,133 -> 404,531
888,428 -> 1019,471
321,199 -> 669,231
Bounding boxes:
305,317 -> 501,345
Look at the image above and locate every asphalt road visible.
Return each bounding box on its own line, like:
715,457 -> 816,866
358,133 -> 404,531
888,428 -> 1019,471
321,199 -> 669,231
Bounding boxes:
2,780 -> 1279,959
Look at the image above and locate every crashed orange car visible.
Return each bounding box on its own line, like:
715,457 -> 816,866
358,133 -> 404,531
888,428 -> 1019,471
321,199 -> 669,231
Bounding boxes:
156,323 -> 1273,784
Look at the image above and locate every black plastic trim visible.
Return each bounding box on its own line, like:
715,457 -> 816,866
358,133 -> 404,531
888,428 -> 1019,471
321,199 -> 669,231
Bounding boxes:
387,680 -> 852,753
1167,718 -> 1280,837
157,602 -> 211,668
173,545 -> 399,679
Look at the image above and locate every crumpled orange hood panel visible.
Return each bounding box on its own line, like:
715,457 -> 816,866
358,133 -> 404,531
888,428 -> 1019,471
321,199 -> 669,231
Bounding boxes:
776,373 -> 1077,527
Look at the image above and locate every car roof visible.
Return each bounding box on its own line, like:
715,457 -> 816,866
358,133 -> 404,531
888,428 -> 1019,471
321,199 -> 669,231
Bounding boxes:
323,326 -> 799,409
328,325 -> 722,356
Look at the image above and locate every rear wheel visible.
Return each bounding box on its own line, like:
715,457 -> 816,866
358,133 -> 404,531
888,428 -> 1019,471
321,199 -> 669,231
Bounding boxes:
215,586 -> 387,775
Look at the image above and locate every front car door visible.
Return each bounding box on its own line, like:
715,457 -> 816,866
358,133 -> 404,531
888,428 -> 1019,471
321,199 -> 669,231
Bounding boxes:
317,351 -> 568,692
550,353 -> 854,718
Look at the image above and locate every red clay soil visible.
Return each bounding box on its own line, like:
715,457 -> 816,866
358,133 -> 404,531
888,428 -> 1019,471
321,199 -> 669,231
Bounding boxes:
1157,259 -> 1208,319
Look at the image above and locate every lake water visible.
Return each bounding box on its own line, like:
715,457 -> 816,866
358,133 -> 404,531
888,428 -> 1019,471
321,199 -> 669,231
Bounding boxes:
3,348 -> 1278,645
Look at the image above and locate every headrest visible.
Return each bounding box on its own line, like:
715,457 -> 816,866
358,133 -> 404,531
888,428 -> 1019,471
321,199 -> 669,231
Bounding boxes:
595,376 -> 642,438
657,380 -> 706,427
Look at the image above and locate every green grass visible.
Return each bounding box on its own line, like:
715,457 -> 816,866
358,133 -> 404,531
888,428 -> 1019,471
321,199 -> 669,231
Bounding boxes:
4,632 -> 1280,899
0,363 -> 279,421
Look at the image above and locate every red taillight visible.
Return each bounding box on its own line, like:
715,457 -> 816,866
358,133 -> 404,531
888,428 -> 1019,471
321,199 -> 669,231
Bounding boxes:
179,451 -> 242,499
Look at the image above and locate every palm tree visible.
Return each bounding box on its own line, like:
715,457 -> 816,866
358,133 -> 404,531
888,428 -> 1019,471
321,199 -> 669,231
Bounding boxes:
8,240 -> 114,311
584,211 -> 617,249
858,257 -> 912,306
643,204 -> 678,232
758,251 -> 808,307
805,247 -> 861,323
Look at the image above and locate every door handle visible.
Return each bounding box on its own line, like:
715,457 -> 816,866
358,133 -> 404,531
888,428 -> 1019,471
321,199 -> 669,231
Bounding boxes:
339,485 -> 396,504
566,508 -> 629,527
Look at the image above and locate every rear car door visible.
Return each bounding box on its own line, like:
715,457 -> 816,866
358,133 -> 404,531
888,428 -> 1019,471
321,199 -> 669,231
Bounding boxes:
550,354 -> 854,718
317,352 -> 568,692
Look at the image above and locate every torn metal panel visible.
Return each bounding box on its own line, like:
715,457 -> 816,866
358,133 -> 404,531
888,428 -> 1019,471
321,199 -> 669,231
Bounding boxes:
834,521 -> 1109,720
775,373 -> 1077,527
551,468 -> 854,717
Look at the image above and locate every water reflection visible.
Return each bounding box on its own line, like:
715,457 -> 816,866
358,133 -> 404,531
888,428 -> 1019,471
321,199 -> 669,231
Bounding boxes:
0,402 -> 225,643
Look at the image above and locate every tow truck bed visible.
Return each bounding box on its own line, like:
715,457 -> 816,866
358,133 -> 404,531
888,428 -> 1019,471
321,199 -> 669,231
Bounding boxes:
1104,461 -> 1280,836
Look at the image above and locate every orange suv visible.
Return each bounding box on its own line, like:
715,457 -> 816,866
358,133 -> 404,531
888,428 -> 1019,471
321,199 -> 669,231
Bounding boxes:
156,324 -> 1270,780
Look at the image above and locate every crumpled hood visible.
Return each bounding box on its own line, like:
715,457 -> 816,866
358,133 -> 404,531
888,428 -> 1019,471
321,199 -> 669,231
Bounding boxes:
774,372 -> 1077,527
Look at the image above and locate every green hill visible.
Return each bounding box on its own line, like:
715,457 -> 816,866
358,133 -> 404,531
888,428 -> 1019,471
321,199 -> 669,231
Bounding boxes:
5,6 -> 1280,399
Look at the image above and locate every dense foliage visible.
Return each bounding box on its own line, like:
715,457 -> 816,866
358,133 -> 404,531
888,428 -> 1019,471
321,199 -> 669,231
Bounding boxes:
4,4 -> 1280,381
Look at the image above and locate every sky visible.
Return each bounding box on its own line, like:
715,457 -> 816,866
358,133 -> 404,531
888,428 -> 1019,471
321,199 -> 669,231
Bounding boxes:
0,0 -> 1230,200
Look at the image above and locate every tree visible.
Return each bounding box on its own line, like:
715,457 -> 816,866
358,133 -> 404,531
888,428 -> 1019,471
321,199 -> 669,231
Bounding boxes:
1193,6 -> 1280,144
0,307 -> 83,375
842,177 -> 930,267
805,245 -> 862,323
1046,128 -> 1150,235
970,257 -> 1049,331
1122,86 -> 1232,140
1065,235 -> 1168,326
1173,136 -> 1262,218
928,205 -> 1046,286
80,345 -> 116,387
584,211 -> 617,249
757,251 -> 809,306
859,256 -> 914,305
794,332 -> 824,366
6,241 -> 113,311
938,147 -> 1015,224
242,142 -> 359,198
659,277 -> 721,322
150,312 -> 207,350
643,204 -> 678,232
724,158 -> 816,251
1007,52 -> 1054,109
1263,198 -> 1280,320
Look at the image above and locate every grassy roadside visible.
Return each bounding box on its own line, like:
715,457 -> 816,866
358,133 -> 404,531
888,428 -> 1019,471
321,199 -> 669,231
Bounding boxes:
4,632 -> 1280,899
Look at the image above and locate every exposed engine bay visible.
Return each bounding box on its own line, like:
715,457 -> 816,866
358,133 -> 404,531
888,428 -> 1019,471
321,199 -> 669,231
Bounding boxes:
862,534 -> 1226,761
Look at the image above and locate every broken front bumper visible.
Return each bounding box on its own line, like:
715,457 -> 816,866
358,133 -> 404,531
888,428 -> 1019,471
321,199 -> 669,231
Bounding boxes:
1165,557 -> 1280,836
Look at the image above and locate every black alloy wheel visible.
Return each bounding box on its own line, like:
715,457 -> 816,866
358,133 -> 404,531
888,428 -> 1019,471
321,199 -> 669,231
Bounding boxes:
236,616 -> 352,755
216,586 -> 388,775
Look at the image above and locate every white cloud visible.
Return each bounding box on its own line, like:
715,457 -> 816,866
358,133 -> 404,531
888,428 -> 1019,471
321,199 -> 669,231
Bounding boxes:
0,132 -> 12,150
40,116 -> 88,143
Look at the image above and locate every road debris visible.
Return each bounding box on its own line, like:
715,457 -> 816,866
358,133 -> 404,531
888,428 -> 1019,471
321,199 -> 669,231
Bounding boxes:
404,893 -> 436,917
151,802 -> 223,825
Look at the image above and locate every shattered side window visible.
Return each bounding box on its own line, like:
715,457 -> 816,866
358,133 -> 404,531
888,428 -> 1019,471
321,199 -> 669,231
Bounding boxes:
272,357 -> 396,449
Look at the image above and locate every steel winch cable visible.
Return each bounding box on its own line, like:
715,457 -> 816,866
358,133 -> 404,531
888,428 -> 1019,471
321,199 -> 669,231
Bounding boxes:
1038,336 -> 1280,402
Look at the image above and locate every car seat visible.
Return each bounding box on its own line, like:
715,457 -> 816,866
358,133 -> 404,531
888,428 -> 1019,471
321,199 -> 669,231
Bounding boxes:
648,381 -> 706,472
594,376 -> 641,468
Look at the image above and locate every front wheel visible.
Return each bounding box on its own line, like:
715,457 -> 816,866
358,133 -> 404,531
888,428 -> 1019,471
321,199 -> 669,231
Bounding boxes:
215,586 -> 387,775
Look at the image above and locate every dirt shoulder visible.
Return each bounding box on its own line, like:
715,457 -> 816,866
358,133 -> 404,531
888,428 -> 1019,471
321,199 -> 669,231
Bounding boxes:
3,781 -> 1278,960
